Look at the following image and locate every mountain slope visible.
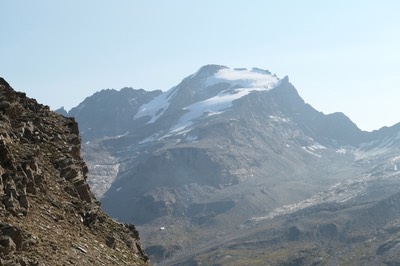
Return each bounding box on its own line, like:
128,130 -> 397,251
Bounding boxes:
63,65 -> 400,264
56,66 -> 357,262
0,78 -> 148,265
68,88 -> 162,141
168,139 -> 400,265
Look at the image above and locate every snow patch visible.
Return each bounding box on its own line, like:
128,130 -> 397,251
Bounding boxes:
134,67 -> 280,126
206,68 -> 279,89
302,147 -> 322,158
185,134 -> 198,142
308,143 -> 326,151
302,143 -> 325,157
134,88 -> 177,123
115,131 -> 129,138
336,148 -> 347,154
268,115 -> 290,123
138,134 -> 157,144
391,155 -> 400,162
252,175 -> 371,222
170,88 -> 270,133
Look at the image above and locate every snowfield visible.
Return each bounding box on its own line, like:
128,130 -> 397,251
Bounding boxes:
134,67 -> 280,127
206,67 -> 279,89
170,87 -> 277,133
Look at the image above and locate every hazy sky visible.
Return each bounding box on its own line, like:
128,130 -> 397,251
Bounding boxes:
1,1 -> 399,131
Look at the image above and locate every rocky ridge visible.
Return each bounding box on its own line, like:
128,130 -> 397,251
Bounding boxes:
60,66 -> 365,263
0,78 -> 148,265
59,65 -> 400,264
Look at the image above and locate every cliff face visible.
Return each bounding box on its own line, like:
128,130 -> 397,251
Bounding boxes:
0,78 -> 148,265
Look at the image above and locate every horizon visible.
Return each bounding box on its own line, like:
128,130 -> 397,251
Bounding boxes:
1,1 -> 399,131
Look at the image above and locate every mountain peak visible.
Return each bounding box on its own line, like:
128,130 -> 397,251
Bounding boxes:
191,64 -> 228,79
250,67 -> 272,75
205,66 -> 279,89
134,66 -> 281,127
190,65 -> 278,90
0,77 -> 10,87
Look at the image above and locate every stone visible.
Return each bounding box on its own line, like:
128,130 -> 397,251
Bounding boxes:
0,236 -> 16,254
0,78 -> 148,265
105,235 -> 116,249
0,101 -> 11,110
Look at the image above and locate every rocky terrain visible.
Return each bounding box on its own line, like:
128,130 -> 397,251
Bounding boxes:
169,152 -> 400,265
59,65 -> 400,265
0,78 -> 148,265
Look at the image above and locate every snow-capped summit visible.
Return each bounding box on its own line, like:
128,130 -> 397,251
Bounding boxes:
188,64 -> 279,89
189,64 -> 228,80
205,66 -> 279,89
60,65 -> 400,265
134,65 -> 280,126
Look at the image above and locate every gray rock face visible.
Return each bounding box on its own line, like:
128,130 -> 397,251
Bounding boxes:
66,65 -> 400,264
54,106 -> 68,116
68,87 -> 162,141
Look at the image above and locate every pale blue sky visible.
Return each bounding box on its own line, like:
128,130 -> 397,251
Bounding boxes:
1,1 -> 399,131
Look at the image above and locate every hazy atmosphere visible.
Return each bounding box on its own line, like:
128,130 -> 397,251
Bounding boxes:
1,0 -> 399,131
3,2 -> 400,265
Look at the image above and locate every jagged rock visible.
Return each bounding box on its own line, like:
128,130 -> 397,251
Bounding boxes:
0,236 -> 16,255
0,78 -> 148,265
376,238 -> 400,255
0,224 -> 23,252
105,235 -> 116,249
0,101 -> 11,110
0,140 -> 14,168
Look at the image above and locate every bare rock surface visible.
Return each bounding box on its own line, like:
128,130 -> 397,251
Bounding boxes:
0,78 -> 148,265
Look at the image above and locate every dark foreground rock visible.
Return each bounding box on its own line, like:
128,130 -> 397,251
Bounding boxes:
0,77 -> 148,265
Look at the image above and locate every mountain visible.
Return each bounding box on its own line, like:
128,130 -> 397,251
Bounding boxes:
67,88 -> 161,141
0,78 -> 148,265
61,65 -> 400,264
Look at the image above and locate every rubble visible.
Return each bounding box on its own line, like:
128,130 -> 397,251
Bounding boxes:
0,78 -> 148,265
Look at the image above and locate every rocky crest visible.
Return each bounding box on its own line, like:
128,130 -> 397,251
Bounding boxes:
0,78 -> 148,265
61,66 -> 366,262
59,65 -> 400,264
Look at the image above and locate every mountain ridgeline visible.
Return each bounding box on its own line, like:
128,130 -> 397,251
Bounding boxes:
0,78 -> 148,265
58,65 -> 400,265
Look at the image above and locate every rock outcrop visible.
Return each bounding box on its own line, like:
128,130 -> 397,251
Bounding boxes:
0,77 -> 148,265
